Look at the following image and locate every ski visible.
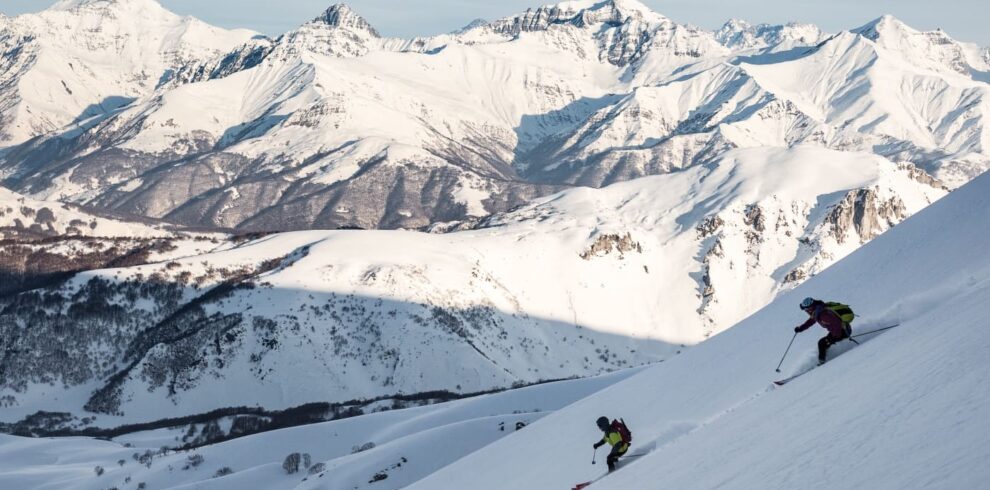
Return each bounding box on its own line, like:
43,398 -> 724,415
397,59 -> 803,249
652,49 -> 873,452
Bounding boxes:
573,474 -> 606,490
773,372 -> 806,385
775,323 -> 900,385
774,364 -> 821,385
571,453 -> 646,488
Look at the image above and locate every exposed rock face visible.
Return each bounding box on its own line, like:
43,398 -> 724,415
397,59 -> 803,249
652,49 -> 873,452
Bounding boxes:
743,204 -> 766,233
898,163 -> 950,191
580,232 -> 643,260
825,188 -> 908,244
318,4 -> 380,37
163,41 -> 276,87
696,215 -> 724,239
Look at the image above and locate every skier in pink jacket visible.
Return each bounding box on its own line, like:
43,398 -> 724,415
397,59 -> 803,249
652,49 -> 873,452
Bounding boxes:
795,297 -> 853,364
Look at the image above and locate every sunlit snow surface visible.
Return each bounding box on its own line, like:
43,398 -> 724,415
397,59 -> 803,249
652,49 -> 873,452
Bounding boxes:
1,157 -> 986,490
0,146 -> 948,426
407,169 -> 990,490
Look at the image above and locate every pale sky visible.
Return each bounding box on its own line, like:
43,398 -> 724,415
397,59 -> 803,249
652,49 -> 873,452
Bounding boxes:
2,0 -> 987,46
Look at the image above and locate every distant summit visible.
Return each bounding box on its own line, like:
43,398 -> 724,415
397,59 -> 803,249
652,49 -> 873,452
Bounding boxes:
316,4 -> 380,37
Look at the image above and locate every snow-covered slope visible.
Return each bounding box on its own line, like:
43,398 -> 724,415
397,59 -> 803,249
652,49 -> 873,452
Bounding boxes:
0,185 -> 173,238
406,155 -> 990,490
0,0 -> 257,147
0,1 -> 982,230
0,368 -> 641,490
1,146 -> 985,490
0,146 -> 946,427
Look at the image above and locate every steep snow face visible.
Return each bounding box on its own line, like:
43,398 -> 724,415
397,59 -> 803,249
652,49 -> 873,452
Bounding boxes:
406,148 -> 990,490
0,147 -> 946,426
0,0 -> 257,146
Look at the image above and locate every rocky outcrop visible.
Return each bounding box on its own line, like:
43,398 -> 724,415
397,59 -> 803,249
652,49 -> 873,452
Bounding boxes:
580,232 -> 643,259
898,163 -> 950,191
696,215 -> 724,239
824,188 -> 908,244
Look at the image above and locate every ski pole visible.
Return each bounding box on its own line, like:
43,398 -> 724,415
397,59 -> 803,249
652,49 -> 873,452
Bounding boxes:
592,446 -> 598,465
775,332 -> 797,373
850,324 -> 901,339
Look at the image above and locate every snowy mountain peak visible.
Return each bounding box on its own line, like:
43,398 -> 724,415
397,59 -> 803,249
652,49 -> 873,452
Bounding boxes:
316,3 -> 380,37
487,0 -> 667,37
720,18 -> 752,31
453,18 -> 489,34
853,14 -> 913,41
561,0 -> 668,24
853,14 -> 976,76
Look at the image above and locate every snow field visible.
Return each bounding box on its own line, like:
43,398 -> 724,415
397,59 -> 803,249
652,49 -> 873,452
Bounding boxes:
0,368 -> 644,490
403,170 -> 990,490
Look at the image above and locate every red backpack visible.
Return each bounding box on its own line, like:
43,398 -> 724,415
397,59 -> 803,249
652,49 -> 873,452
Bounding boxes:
611,419 -> 632,444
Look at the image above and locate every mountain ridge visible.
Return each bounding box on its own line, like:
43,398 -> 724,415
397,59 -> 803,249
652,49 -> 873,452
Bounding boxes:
2,2 -> 983,232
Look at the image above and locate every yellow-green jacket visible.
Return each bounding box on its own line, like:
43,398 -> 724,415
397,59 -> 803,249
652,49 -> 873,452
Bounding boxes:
597,430 -> 629,452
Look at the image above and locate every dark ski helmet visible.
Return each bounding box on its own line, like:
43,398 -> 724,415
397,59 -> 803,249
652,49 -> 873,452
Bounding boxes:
596,416 -> 610,431
800,297 -> 815,310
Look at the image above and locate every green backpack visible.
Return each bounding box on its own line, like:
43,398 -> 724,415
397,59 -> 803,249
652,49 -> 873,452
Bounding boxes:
825,302 -> 855,324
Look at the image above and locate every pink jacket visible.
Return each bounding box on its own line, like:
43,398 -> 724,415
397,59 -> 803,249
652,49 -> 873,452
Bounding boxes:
796,303 -> 847,338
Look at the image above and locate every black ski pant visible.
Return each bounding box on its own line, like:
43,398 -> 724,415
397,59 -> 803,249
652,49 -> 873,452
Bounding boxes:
607,443 -> 629,472
818,325 -> 851,362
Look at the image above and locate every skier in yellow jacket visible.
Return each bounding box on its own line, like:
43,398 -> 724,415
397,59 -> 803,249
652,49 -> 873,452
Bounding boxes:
592,416 -> 631,472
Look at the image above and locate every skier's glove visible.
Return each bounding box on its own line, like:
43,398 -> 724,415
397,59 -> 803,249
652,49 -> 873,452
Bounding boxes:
593,441 -> 604,449
794,326 -> 801,333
